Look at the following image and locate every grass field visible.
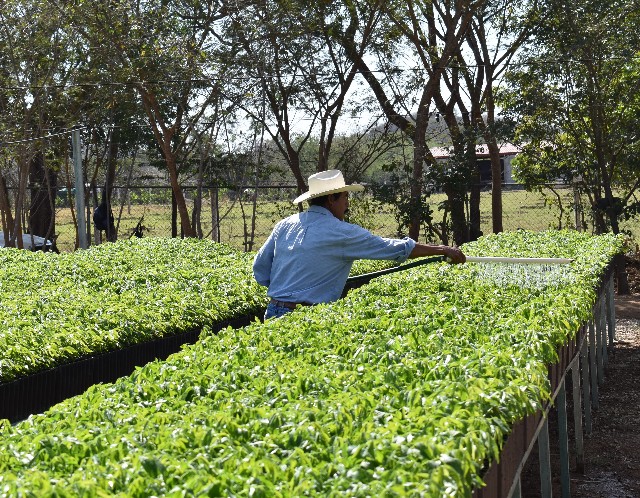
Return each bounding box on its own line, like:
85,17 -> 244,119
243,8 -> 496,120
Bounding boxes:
51,188 -> 640,253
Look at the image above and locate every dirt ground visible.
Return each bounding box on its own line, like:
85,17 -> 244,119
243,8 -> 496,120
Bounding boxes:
570,315 -> 640,498
521,255 -> 640,498
571,255 -> 640,498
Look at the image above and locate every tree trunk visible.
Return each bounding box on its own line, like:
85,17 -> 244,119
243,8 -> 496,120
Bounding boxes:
0,174 -> 15,244
13,155 -> 30,249
616,254 -> 630,295
105,129 -> 119,242
286,144 -> 306,204
192,152 -> 206,239
171,190 -> 178,238
164,149 -> 195,237
487,140 -> 503,233
443,184 -> 469,246
192,189 -> 203,238
28,151 -> 57,243
469,167 -> 482,241
410,119 -> 428,241
210,187 -> 220,242
591,193 -> 608,234
138,87 -> 195,237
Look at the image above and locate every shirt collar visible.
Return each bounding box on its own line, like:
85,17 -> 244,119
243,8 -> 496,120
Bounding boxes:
307,205 -> 333,216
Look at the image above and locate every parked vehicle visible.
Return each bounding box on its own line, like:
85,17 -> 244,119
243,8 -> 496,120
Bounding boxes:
0,233 -> 54,251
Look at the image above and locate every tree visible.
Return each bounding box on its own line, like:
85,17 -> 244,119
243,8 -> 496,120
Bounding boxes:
333,0 -> 486,242
58,0 -> 231,237
70,56 -> 155,244
429,0 -> 538,241
500,0 -> 640,233
221,0 -> 370,197
0,0 -> 79,250
499,0 -> 640,292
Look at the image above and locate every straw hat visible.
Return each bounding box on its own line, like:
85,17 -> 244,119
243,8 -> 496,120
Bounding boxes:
293,170 -> 364,204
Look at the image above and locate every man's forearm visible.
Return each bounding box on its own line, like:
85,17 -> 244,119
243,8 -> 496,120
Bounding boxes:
409,243 -> 466,263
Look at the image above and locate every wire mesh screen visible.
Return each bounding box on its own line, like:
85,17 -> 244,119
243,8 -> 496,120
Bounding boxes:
6,184 -> 640,253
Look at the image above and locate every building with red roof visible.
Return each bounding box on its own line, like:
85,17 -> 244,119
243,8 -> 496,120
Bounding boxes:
429,143 -> 520,185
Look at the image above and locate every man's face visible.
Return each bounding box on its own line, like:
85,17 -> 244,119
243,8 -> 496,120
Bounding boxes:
328,191 -> 349,221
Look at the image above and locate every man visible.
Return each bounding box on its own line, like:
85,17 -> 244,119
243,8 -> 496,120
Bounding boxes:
253,170 -> 466,319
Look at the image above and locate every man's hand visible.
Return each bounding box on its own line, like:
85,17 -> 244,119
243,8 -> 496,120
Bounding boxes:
444,246 -> 466,264
409,243 -> 466,263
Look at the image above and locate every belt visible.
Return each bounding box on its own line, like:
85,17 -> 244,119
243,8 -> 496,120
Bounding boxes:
269,299 -> 312,310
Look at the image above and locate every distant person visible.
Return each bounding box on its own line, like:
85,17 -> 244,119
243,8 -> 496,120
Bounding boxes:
253,170 -> 465,319
93,189 -> 116,242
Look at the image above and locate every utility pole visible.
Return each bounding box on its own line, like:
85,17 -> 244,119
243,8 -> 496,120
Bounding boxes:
72,127 -> 88,249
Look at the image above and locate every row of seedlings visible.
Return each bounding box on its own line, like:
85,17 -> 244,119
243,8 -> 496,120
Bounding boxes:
464,231 -> 620,498
0,230 -> 623,496
0,237 -> 393,422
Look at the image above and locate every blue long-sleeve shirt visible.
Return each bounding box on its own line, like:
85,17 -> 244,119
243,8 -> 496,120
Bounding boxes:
253,205 -> 416,304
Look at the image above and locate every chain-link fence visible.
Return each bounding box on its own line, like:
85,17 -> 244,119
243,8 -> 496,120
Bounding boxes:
9,184 -> 640,253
